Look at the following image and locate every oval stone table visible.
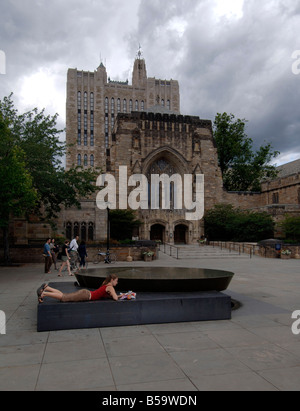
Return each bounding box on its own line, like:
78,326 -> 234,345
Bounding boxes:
75,266 -> 234,292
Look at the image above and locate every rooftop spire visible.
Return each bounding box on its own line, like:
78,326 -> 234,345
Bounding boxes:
137,44 -> 143,60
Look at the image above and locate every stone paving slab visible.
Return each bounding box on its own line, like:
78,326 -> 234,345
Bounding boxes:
0,250 -> 300,391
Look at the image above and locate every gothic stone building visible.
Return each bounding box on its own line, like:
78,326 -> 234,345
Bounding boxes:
3,56 -> 300,249
62,55 -> 270,244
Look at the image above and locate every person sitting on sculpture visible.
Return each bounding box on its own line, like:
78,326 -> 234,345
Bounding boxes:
37,274 -> 121,303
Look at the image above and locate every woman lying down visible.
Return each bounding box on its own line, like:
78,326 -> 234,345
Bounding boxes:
37,274 -> 121,303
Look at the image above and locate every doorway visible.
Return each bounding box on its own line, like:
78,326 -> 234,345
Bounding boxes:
150,224 -> 165,242
174,224 -> 187,244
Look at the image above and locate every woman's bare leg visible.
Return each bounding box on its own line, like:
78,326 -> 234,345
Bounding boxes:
41,285 -> 64,301
58,261 -> 65,276
66,260 -> 73,276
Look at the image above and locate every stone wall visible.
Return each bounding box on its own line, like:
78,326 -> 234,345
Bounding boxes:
0,244 -> 158,264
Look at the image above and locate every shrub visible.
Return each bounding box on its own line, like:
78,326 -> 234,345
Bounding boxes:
204,204 -> 274,242
109,209 -> 141,241
280,215 -> 300,243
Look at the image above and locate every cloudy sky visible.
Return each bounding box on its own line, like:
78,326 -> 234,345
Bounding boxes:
1,0 -> 299,165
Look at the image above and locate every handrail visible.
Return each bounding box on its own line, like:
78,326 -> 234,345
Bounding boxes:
159,242 -> 180,259
209,241 -> 259,258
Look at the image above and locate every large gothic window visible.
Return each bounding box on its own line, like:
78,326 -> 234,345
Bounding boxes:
147,157 -> 179,209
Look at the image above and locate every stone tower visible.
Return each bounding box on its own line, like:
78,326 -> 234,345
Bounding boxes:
66,55 -> 180,172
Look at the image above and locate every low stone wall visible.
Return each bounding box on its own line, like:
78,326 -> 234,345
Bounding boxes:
0,244 -> 158,264
209,241 -> 300,259
258,245 -> 300,259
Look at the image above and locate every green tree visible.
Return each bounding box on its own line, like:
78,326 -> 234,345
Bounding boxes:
109,209 -> 141,241
280,215 -> 300,243
204,204 -> 237,241
0,113 -> 38,263
213,113 -> 279,191
0,94 -> 99,221
204,204 -> 274,242
0,94 -> 99,262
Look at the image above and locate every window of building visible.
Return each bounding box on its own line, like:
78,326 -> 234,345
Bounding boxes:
272,192 -> 279,204
129,99 -> 133,112
77,109 -> 81,146
77,154 -> 81,166
167,100 -> 170,110
90,101 -> 94,126
105,97 -> 109,113
123,99 -> 127,112
135,100 -> 139,110
66,221 -> 94,242
105,117 -> 109,133
141,100 -> 144,111
88,222 -> 94,241
162,99 -> 165,107
117,98 -> 121,113
84,154 -> 88,166
73,222 -> 79,237
90,110 -> 94,146
90,92 -> 94,111
111,98 -> 115,114
90,154 -> 94,167
66,222 -> 72,240
77,91 -> 81,109
105,116 -> 109,149
84,113 -> 87,132
147,158 -> 178,209
81,222 -> 87,241
84,92 -> 87,111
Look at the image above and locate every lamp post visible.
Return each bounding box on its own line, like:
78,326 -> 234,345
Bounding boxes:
106,206 -> 110,252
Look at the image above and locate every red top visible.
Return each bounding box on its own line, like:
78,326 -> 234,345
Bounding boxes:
90,285 -> 111,301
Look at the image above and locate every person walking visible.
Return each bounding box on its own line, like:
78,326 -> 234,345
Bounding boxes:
78,240 -> 88,270
57,240 -> 73,277
43,238 -> 52,274
49,238 -> 59,270
69,235 -> 79,271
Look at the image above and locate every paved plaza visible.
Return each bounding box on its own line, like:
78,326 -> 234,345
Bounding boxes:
0,248 -> 300,391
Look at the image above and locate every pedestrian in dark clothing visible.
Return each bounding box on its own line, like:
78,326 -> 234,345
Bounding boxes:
78,240 -> 88,270
43,238 -> 52,273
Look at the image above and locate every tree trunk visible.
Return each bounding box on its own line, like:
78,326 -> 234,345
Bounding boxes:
3,225 -> 11,265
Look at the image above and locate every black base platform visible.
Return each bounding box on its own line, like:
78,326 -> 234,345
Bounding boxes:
37,282 -> 232,332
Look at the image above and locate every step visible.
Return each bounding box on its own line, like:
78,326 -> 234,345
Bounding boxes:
161,245 -> 250,259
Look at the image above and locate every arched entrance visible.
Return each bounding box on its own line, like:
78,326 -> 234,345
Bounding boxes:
174,224 -> 188,244
150,224 -> 165,242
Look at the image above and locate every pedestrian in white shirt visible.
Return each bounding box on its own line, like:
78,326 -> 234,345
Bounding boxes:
69,235 -> 79,271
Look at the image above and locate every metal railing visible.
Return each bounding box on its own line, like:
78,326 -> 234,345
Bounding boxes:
159,241 -> 259,259
159,242 -> 180,259
209,241 -> 259,258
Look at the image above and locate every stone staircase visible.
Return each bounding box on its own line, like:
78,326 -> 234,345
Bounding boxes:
160,244 -> 250,259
